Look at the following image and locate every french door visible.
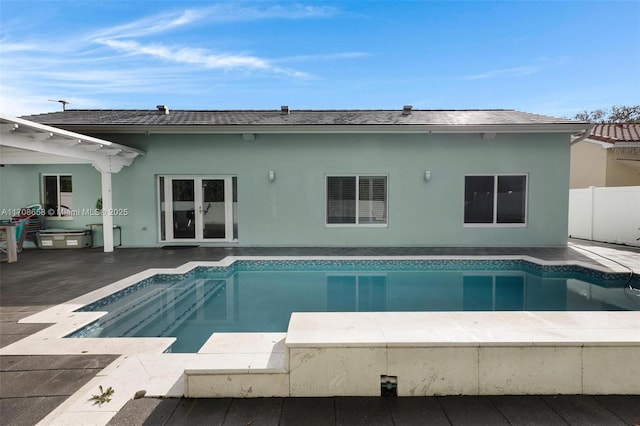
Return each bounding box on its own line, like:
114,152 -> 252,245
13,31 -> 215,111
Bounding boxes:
159,175 -> 237,242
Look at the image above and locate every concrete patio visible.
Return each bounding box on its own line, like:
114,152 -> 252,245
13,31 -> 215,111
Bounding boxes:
1,241 -> 639,425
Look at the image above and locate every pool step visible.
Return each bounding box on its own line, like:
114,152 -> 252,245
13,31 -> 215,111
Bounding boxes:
184,332 -> 288,397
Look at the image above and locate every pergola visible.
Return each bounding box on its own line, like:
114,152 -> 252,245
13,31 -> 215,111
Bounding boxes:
0,113 -> 144,252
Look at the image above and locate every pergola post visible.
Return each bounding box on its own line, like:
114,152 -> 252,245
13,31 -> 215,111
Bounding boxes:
101,170 -> 114,253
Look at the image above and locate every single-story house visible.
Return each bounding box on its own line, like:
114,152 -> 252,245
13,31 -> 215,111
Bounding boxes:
570,123 -> 640,188
0,107 -> 590,250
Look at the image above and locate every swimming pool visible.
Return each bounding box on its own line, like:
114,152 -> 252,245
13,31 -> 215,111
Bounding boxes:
69,259 -> 640,352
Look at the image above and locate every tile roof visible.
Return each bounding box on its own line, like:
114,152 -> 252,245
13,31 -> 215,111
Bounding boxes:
22,108 -> 583,128
588,123 -> 640,144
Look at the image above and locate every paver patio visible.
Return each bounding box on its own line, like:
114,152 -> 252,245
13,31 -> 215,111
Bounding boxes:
1,241 -> 639,425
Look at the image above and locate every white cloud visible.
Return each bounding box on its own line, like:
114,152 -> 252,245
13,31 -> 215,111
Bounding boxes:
0,3 -> 347,114
91,9 -> 204,40
96,39 -> 268,69
86,3 -> 336,77
0,41 -> 41,53
463,66 -> 539,80
219,4 -> 338,20
95,38 -> 311,78
275,52 -> 371,63
92,4 -> 338,40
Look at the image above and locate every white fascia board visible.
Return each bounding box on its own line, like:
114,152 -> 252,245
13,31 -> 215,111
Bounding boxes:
55,123 -> 590,135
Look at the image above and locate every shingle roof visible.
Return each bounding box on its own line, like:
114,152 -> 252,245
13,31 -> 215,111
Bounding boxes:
22,108 -> 583,128
588,123 -> 640,144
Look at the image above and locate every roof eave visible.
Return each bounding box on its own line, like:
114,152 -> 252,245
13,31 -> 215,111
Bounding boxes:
584,137 -> 640,147
50,123 -> 590,135
611,141 -> 640,148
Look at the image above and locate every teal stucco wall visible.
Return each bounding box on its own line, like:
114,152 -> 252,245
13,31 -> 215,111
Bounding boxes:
0,132 -> 571,247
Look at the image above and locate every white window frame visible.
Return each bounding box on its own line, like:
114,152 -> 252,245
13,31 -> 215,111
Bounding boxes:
463,173 -> 528,228
157,175 -> 237,243
325,174 -> 388,228
41,173 -> 74,220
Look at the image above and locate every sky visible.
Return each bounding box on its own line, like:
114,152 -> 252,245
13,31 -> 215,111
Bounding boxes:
1,0 -> 639,118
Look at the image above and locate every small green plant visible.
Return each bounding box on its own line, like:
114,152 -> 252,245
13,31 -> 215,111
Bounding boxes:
89,385 -> 114,406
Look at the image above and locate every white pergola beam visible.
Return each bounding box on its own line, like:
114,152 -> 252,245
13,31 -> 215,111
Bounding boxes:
50,137 -> 81,146
26,132 -> 53,142
0,113 -> 144,155
0,133 -> 127,171
0,147 -> 89,164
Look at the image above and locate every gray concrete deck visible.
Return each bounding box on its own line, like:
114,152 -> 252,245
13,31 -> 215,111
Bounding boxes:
1,242 -> 639,425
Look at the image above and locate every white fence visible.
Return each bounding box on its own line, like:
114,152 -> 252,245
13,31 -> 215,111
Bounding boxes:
568,186 -> 640,247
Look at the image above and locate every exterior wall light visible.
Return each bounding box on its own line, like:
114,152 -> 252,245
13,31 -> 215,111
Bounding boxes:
268,170 -> 276,181
424,170 -> 431,181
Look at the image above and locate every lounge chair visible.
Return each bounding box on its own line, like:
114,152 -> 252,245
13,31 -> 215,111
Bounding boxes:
11,204 -> 44,245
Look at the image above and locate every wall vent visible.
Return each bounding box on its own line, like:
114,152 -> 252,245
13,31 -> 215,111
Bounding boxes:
380,375 -> 398,396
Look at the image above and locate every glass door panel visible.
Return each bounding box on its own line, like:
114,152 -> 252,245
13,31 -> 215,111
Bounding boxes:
202,179 -> 226,239
160,176 -> 236,242
232,176 -> 238,240
172,179 -> 195,239
159,177 -> 166,241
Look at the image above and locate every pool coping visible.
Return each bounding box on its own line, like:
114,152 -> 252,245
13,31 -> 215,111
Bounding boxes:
1,252 -> 638,425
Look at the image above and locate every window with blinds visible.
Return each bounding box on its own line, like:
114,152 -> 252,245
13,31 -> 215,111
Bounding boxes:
327,176 -> 387,225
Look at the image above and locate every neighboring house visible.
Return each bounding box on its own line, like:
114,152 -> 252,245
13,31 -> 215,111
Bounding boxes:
0,107 -> 589,249
570,123 -> 640,188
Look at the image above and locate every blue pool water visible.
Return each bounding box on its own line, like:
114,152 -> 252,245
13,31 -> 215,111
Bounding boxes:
70,260 -> 640,352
